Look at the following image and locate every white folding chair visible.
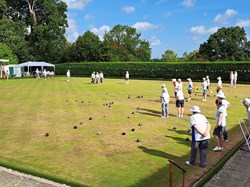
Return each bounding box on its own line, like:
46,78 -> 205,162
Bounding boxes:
239,118 -> 250,152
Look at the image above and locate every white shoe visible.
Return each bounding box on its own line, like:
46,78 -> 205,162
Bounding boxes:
186,161 -> 194,167
177,115 -> 180,118
161,116 -> 166,118
181,115 -> 184,118
213,146 -> 222,151
202,99 -> 207,102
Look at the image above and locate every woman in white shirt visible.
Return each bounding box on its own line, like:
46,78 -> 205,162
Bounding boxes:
176,86 -> 185,118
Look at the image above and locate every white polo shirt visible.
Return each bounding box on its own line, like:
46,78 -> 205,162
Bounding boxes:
247,107 -> 250,122
190,113 -> 210,141
216,105 -> 226,127
176,90 -> 184,100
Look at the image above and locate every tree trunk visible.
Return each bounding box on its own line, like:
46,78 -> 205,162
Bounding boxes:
25,0 -> 37,27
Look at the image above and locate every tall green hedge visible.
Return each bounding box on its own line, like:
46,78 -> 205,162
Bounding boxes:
55,61 -> 250,82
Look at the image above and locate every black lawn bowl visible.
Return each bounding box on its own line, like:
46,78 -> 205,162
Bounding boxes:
106,103 -> 108,106
66,100 -> 68,102
195,94 -> 197,96
103,104 -> 105,106
131,128 -> 135,131
109,102 -> 112,105
111,102 -> 114,104
81,101 -> 84,103
186,99 -> 188,102
76,100 -> 78,102
44,133 -> 49,137
186,137 -> 190,141
122,132 -> 126,135
89,101 -> 91,103
132,112 -> 135,114
137,96 -> 141,98
138,123 -> 142,126
196,88 -> 199,90
235,96 -> 237,98
136,138 -> 141,142
173,126 -> 176,130
136,107 -> 140,111
89,117 -> 92,120
73,126 -> 78,129
141,96 -> 143,98
214,95 -> 216,97
109,105 -> 111,107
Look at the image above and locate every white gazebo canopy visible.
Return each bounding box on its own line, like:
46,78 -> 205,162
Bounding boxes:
19,61 -> 55,72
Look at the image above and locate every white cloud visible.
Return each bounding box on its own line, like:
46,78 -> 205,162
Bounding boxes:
66,18 -> 79,42
156,0 -> 168,5
180,0 -> 196,8
90,25 -> 111,41
236,20 -> 250,27
122,6 -> 136,14
163,12 -> 171,17
190,25 -> 218,35
132,22 -> 161,32
149,36 -> 161,46
62,0 -> 92,10
214,9 -> 237,24
84,14 -> 94,20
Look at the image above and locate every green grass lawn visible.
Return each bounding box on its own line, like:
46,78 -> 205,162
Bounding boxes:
0,77 -> 248,187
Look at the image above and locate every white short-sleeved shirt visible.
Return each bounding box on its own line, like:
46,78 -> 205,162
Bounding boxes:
91,73 -> 95,79
206,79 -> 210,86
176,90 -> 184,100
176,82 -> 183,90
190,113 -> 210,141
222,99 -> 230,116
67,71 -> 70,77
247,107 -> 250,122
218,80 -> 222,87
202,80 -> 208,90
99,73 -> 104,78
161,92 -> 170,104
125,73 -> 129,79
187,81 -> 193,90
216,105 -> 226,127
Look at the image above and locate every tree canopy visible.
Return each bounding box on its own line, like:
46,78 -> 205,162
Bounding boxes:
199,26 -> 248,61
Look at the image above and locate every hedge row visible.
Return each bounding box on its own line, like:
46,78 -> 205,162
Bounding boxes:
55,61 -> 250,82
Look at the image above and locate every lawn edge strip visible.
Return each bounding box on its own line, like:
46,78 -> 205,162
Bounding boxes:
0,161 -> 89,187
193,138 -> 245,186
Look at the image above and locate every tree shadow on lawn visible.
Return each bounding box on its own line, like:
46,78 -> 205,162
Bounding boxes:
131,146 -> 188,187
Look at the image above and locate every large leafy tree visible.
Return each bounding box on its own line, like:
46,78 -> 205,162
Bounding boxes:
2,0 -> 68,63
161,49 -> 179,62
0,42 -> 18,64
73,31 -> 102,62
199,26 -> 248,61
104,24 -> 151,61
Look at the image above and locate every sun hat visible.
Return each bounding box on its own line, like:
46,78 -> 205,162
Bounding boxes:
172,78 -> 176,82
242,98 -> 250,105
216,92 -> 226,99
187,78 -> 191,81
161,84 -> 166,88
190,106 -> 201,113
217,77 -> 221,80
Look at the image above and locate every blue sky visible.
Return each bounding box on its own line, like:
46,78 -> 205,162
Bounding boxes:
62,0 -> 250,59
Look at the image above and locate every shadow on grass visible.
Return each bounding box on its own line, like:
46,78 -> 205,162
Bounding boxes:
138,108 -> 161,117
131,146 -> 186,187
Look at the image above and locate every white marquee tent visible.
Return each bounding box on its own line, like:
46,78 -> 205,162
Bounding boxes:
18,61 -> 55,73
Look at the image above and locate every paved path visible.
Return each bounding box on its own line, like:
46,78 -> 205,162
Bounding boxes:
0,167 -> 69,187
204,143 -> 250,187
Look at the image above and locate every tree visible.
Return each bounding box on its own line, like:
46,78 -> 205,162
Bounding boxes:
161,50 -> 179,62
183,50 -> 199,61
3,0 -> 68,63
0,18 -> 30,63
74,31 -> 102,62
0,42 -> 18,64
104,24 -> 151,61
199,26 -> 248,61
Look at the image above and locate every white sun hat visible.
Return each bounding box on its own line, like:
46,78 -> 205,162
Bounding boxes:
242,98 -> 250,105
187,78 -> 191,81
217,77 -> 221,80
190,106 -> 201,113
172,78 -> 176,82
216,92 -> 226,99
